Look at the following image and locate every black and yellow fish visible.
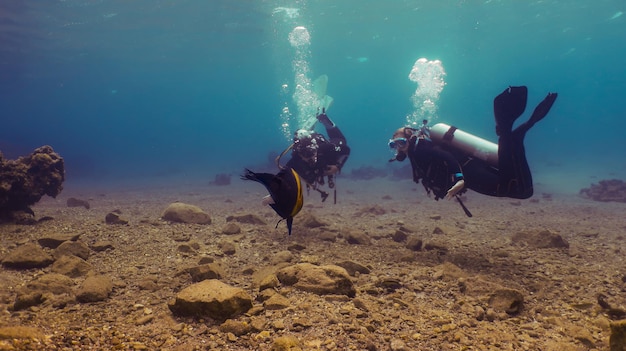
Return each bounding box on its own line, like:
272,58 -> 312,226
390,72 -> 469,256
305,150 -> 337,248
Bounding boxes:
241,168 -> 303,235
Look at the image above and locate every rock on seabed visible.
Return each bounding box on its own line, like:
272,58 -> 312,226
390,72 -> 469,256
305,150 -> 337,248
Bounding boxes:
161,202 -> 212,224
168,279 -> 252,321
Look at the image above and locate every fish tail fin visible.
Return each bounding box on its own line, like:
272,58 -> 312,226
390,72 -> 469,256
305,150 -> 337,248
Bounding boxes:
241,168 -> 256,181
286,217 -> 294,236
241,168 -> 275,185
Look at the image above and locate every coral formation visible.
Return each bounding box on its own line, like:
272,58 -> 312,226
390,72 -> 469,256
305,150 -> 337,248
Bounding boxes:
0,145 -> 65,222
209,173 -> 232,186
580,179 -> 626,202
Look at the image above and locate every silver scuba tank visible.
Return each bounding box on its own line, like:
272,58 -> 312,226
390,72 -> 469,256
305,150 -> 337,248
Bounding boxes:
429,123 -> 498,167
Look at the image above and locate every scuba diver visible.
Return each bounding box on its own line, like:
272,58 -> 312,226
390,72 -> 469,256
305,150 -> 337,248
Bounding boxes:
277,109 -> 351,202
388,86 -> 558,216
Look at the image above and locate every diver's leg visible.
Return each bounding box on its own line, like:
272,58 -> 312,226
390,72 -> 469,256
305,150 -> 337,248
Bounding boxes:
317,111 -> 346,141
317,112 -> 350,170
497,92 -> 558,198
461,159 -> 499,196
326,124 -> 350,171
497,131 -> 533,199
317,112 -> 335,128
493,86 -> 527,197
326,125 -> 346,142
318,114 -> 347,144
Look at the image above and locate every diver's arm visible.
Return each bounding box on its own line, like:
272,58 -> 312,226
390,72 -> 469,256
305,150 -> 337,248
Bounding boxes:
445,179 -> 465,200
318,142 -> 349,175
430,147 -> 465,200
324,165 -> 339,175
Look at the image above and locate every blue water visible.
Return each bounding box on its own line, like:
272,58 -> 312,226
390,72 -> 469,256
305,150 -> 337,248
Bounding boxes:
1,0 -> 625,193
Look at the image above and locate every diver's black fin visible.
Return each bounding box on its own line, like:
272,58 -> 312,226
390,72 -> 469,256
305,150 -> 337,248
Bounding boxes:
494,86 -> 528,136
241,168 -> 257,181
528,92 -> 558,127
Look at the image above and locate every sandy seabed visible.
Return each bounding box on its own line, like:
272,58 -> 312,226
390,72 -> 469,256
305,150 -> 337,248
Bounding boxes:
1,176 -> 625,351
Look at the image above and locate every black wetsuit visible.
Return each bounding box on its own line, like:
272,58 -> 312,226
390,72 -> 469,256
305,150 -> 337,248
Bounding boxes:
407,86 -> 557,201
285,125 -> 350,187
407,136 -> 466,200
407,124 -> 539,200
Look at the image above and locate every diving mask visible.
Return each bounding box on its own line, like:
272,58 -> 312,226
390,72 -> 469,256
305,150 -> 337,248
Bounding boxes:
388,137 -> 408,162
388,137 -> 408,150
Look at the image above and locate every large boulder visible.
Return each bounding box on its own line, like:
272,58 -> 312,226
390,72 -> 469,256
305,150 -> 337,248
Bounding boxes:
53,241 -> 91,260
1,243 -> 54,269
76,275 -> 113,303
161,202 -> 212,224
511,230 -> 569,249
276,263 -> 356,297
50,255 -> 92,278
168,279 -> 252,321
26,273 -> 75,295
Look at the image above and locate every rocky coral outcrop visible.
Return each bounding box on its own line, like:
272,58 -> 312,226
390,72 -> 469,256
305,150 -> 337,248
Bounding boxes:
0,145 -> 65,222
580,179 -> 626,202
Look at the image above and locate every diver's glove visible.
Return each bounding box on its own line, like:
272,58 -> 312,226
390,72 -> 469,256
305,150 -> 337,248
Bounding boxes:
317,111 -> 335,128
445,179 -> 465,200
